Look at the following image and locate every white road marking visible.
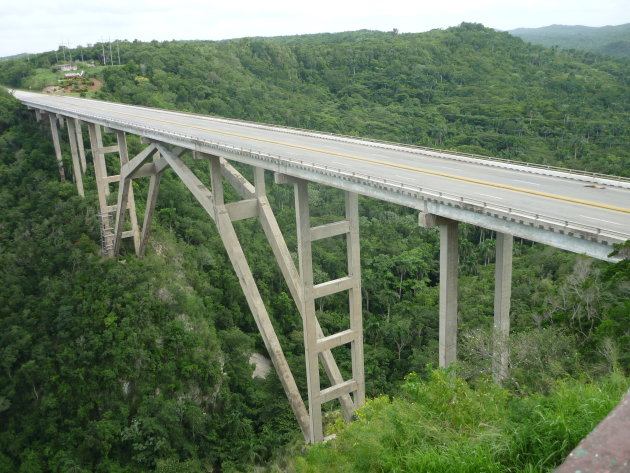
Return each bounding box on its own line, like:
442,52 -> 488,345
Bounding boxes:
512,179 -> 541,186
477,193 -> 503,200
580,215 -> 621,226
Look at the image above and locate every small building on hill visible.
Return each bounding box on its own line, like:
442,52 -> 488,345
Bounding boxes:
58,64 -> 77,72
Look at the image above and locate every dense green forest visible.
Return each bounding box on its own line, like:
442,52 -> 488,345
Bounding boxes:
509,23 -> 630,59
1,24 -> 629,472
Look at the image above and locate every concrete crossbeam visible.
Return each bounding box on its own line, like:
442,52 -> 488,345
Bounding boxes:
311,220 -> 350,241
316,329 -> 357,353
225,198 -> 259,221
319,379 -> 358,404
313,276 -> 354,299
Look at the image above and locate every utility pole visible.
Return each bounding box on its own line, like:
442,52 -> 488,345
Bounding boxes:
101,41 -> 106,65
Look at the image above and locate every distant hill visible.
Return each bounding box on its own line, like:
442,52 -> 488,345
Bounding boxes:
0,52 -> 28,61
509,23 -> 630,58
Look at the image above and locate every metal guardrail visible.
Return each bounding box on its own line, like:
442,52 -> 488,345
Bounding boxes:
197,115 -> 630,188
22,98 -> 630,247
53,95 -> 630,187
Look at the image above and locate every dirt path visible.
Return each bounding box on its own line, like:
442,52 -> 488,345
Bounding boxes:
88,78 -> 103,92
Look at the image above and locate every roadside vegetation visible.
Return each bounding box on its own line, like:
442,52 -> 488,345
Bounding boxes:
291,370 -> 629,473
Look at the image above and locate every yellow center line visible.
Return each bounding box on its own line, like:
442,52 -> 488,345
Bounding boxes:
50,96 -> 630,214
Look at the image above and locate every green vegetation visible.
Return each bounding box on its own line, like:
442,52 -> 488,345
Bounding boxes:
16,64 -> 103,96
0,24 -> 629,472
509,23 -> 630,58
294,370 -> 630,473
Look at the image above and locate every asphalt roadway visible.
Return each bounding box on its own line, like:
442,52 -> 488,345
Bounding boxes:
13,91 -> 630,241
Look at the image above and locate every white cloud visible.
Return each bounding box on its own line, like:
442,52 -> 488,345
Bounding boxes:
1,0 -> 628,56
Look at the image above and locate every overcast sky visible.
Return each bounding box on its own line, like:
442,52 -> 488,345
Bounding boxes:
1,0 -> 628,57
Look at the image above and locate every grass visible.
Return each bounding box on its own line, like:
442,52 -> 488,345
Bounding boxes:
289,370 -> 629,473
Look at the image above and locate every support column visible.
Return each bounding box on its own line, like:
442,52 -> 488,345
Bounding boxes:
73,119 -> 87,173
293,179 -> 364,443
87,123 -> 109,197
439,218 -> 458,368
87,123 -> 113,255
493,233 -> 513,382
66,119 -> 84,197
294,180 -> 322,443
200,154 -> 311,441
138,152 -> 164,256
247,165 -> 355,422
48,114 -> 65,181
115,131 -> 141,253
346,191 -> 365,409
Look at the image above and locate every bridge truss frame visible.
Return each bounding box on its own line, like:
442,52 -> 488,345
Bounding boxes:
31,103 -> 627,444
40,111 -> 365,442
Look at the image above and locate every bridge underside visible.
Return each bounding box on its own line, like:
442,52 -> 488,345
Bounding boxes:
33,109 -> 625,443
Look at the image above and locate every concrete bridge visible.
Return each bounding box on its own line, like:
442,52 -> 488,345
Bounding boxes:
13,90 -> 630,443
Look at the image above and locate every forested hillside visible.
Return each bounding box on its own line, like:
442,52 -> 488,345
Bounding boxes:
509,23 -> 630,58
1,24 -> 629,472
2,24 -> 630,176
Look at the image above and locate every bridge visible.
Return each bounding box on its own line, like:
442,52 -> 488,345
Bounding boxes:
12,90 -> 630,443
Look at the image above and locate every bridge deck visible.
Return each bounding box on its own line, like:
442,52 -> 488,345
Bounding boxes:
14,90 -> 630,260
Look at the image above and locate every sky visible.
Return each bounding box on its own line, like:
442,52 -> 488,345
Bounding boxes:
1,0 -> 628,57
